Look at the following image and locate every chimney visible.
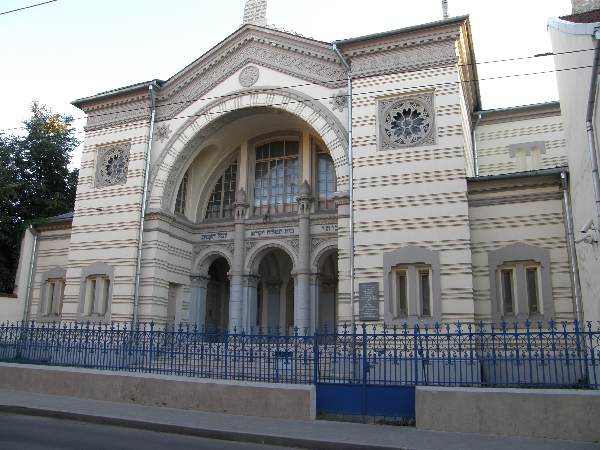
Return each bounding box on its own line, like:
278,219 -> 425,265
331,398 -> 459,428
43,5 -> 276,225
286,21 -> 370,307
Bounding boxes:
571,0 -> 600,13
442,0 -> 449,19
243,0 -> 268,27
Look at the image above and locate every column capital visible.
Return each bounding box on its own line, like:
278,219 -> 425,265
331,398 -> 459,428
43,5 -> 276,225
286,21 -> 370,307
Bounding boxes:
242,274 -> 260,288
190,274 -> 210,288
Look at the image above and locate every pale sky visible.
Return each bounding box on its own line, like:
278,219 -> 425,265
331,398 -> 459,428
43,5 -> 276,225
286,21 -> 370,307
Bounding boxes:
0,0 -> 572,167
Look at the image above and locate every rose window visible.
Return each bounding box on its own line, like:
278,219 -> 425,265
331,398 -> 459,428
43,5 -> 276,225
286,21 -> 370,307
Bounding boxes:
96,144 -> 130,187
381,98 -> 434,148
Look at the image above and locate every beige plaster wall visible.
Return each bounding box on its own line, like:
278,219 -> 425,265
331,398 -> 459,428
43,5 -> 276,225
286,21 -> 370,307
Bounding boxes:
550,24 -> 600,323
351,65 -> 475,322
475,111 -> 567,176
28,227 -> 71,320
468,175 -> 574,320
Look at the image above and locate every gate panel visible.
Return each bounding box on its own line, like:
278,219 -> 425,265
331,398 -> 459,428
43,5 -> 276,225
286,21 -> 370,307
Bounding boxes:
316,383 -> 415,418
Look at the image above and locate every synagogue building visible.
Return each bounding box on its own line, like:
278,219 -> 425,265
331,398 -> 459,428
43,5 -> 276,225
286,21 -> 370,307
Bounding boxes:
8,0 -> 600,331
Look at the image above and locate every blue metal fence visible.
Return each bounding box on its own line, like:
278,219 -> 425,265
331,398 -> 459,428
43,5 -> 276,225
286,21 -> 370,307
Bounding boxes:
0,320 -> 598,389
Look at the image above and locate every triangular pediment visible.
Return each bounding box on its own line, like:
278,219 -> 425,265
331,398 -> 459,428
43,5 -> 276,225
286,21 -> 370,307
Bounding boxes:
155,25 -> 347,120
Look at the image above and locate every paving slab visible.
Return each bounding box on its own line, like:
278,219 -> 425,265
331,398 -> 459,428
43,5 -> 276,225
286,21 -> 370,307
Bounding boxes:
0,389 -> 597,450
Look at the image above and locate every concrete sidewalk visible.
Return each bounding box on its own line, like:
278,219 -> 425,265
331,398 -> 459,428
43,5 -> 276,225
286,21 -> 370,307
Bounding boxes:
0,389 -> 596,450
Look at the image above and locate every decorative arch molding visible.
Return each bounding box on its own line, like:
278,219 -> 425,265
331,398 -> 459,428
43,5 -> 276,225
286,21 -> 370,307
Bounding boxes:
245,240 -> 299,275
192,247 -> 233,277
149,87 -> 349,210
310,241 -> 338,273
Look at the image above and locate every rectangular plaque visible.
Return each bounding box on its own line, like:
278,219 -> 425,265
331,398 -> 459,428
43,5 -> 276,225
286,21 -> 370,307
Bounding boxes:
359,282 -> 379,321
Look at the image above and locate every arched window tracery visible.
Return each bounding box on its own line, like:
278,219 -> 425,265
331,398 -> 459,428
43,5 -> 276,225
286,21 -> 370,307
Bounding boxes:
205,161 -> 238,220
316,147 -> 335,210
254,140 -> 299,215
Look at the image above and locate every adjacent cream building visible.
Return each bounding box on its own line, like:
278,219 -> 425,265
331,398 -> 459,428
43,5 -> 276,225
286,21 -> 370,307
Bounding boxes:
5,1 -> 599,329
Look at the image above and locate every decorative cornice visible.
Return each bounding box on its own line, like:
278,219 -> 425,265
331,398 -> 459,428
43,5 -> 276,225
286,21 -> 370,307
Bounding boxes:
156,37 -> 346,121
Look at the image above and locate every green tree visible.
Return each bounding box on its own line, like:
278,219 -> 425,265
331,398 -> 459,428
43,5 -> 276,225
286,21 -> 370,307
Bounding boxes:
0,102 -> 79,293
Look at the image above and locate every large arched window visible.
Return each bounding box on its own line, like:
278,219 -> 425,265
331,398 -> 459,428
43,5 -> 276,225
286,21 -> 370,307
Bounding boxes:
254,140 -> 299,215
317,147 -> 335,210
205,161 -> 238,219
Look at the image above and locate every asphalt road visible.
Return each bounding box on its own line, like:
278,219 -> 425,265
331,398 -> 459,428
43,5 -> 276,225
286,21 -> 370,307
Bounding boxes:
0,412 -> 301,450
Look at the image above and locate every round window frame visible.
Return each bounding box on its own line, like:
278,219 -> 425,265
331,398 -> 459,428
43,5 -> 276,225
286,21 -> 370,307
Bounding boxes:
379,95 -> 435,149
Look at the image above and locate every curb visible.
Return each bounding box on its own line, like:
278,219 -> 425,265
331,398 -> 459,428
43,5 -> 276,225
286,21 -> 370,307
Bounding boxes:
0,404 -> 412,450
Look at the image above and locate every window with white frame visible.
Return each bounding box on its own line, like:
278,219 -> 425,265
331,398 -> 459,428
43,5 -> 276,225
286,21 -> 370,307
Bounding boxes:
79,262 -> 113,322
39,267 -> 66,320
83,275 -> 110,318
390,264 -> 433,320
488,243 -> 553,322
41,278 -> 64,317
384,246 -> 440,324
496,262 -> 542,318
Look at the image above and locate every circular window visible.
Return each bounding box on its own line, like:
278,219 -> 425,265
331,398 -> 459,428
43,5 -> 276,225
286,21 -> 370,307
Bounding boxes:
98,146 -> 129,186
382,98 -> 433,148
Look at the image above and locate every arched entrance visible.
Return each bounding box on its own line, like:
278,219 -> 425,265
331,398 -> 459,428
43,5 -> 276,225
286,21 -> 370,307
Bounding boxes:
255,248 -> 294,332
317,250 -> 338,331
205,257 -> 230,332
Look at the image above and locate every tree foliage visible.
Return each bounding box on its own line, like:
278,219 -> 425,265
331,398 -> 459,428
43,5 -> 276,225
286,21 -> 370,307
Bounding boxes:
0,102 -> 79,293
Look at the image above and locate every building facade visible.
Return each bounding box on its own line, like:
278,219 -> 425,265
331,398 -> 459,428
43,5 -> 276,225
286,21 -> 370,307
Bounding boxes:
6,3 -> 596,330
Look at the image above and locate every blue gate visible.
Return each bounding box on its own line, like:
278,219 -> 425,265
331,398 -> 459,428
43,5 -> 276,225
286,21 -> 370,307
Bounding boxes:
316,383 -> 415,418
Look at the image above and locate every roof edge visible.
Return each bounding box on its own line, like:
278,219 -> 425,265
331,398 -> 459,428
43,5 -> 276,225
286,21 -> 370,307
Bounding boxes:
333,15 -> 469,46
467,166 -> 568,183
71,79 -> 164,109
548,16 -> 600,35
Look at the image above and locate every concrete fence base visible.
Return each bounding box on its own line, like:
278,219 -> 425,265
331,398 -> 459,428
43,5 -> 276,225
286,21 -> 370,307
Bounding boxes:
416,386 -> 600,442
0,363 -> 315,420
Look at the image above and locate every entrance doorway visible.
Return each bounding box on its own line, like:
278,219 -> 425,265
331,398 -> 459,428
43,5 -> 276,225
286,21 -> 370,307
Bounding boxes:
318,250 -> 338,331
205,257 -> 230,332
256,248 -> 294,332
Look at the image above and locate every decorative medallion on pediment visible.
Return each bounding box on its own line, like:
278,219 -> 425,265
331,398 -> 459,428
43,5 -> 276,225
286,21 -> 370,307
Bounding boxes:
239,65 -> 260,87
378,93 -> 435,150
95,142 -> 130,188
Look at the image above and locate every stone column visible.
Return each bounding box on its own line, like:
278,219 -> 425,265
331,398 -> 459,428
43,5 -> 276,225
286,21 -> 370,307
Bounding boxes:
242,275 -> 260,330
230,189 -> 249,331
190,275 -> 209,329
296,181 -> 314,331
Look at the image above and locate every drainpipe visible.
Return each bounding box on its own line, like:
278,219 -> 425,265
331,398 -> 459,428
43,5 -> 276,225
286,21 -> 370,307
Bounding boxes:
22,225 -> 38,323
585,30 -> 600,237
332,42 -> 355,325
561,172 -> 584,324
133,83 -> 157,324
472,113 -> 482,177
